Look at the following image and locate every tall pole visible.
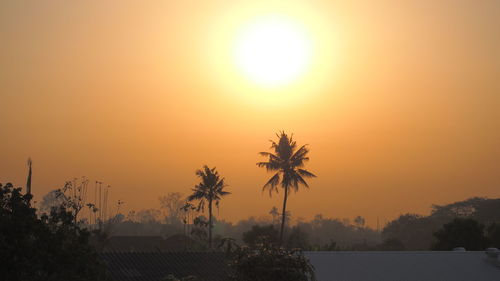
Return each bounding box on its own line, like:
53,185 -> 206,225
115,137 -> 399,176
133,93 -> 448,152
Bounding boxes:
26,158 -> 32,195
104,185 -> 110,222
94,181 -> 98,228
98,181 -> 102,224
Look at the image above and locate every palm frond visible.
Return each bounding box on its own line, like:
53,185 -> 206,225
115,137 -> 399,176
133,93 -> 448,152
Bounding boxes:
262,184 -> 279,197
262,173 -> 280,196
290,146 -> 309,167
196,200 -> 205,212
259,152 -> 276,157
256,162 -> 280,171
298,169 -> 316,178
291,145 -> 309,160
263,173 -> 280,188
187,189 -> 206,201
219,191 -> 231,196
295,173 -> 309,189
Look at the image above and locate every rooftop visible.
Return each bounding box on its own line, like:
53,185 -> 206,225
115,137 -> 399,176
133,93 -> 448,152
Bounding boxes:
305,251 -> 500,281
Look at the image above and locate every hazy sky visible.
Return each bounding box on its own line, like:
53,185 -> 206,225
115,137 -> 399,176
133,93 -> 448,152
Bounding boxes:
1,0 -> 499,227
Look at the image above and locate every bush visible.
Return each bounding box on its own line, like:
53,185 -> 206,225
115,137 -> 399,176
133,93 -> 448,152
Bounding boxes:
432,218 -> 488,250
242,225 -> 279,247
0,183 -> 109,281
228,240 -> 316,281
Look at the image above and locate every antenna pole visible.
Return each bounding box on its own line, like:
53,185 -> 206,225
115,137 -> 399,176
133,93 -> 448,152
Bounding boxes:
26,158 -> 32,195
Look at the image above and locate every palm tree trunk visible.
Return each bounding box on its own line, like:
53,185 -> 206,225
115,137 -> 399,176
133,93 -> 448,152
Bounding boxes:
280,186 -> 288,245
208,199 -> 213,249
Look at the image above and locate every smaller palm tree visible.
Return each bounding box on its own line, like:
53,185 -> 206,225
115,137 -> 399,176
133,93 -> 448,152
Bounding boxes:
187,165 -> 230,249
257,132 -> 316,243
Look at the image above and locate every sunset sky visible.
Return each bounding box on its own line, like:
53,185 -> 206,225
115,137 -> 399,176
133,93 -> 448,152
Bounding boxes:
1,0 -> 499,227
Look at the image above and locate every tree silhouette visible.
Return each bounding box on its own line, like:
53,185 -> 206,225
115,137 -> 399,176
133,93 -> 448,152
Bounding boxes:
269,206 -> 279,225
242,225 -> 280,247
257,132 -> 316,243
0,182 -> 109,280
487,223 -> 500,248
354,216 -> 366,228
228,239 -> 316,281
432,218 -> 488,251
159,192 -> 184,224
187,165 -> 230,249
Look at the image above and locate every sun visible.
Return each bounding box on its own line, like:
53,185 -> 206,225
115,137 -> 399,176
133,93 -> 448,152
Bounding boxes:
206,5 -> 338,106
233,16 -> 313,88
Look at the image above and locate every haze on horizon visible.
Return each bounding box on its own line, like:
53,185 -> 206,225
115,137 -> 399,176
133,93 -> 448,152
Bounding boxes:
1,0 -> 499,227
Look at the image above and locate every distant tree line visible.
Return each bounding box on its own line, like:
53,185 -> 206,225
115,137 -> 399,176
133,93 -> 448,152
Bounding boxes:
39,185 -> 500,252
381,197 -> 500,250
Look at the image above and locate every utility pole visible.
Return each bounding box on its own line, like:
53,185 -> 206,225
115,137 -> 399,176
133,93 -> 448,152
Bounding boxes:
103,185 -> 110,222
94,181 -> 98,228
98,181 -> 102,224
26,158 -> 32,195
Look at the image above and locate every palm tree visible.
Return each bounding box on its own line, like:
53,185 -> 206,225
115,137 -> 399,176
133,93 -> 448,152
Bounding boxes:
257,132 -> 316,243
269,206 -> 279,225
187,165 -> 230,249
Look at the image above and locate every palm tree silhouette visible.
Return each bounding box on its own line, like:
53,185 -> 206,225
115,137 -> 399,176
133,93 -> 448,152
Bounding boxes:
187,165 -> 230,249
269,206 -> 279,225
257,132 -> 316,243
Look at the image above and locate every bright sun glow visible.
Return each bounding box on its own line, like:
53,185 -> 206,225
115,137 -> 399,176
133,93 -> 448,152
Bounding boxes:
207,4 -> 338,106
234,17 -> 312,88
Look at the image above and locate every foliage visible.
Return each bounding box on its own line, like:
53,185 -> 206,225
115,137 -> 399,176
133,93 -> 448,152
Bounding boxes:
381,213 -> 440,250
159,192 -> 185,224
382,198 -> 500,250
97,211 -> 381,250
187,165 -> 231,249
432,218 -> 489,250
129,209 -> 162,223
286,226 -> 310,249
55,193 -> 500,252
269,206 -> 279,224
242,225 -> 279,247
190,215 -> 209,247
354,216 -> 365,228
301,215 -> 380,250
38,189 -> 66,214
257,132 -> 316,242
228,240 -> 316,281
216,237 -> 238,252
179,202 -> 197,247
180,202 -> 197,225
378,238 -> 405,251
431,197 -> 500,222
487,223 -> 500,248
317,240 -> 340,251
0,183 -> 108,281
55,178 -> 90,224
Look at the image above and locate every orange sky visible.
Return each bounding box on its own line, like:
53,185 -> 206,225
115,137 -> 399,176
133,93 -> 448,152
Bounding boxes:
1,0 -> 499,227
